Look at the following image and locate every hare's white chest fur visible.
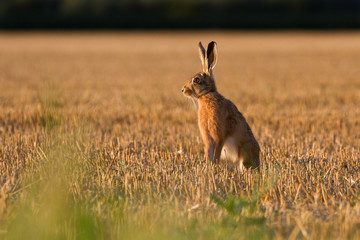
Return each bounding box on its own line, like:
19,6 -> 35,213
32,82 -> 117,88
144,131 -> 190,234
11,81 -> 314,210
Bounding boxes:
221,136 -> 246,171
220,136 -> 238,162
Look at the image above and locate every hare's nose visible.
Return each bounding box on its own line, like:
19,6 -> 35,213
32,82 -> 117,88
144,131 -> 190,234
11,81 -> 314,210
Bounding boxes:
181,88 -> 184,93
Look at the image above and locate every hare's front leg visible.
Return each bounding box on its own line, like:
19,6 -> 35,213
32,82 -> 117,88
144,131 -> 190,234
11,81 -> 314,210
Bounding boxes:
205,141 -> 214,163
200,126 -> 215,163
213,141 -> 224,164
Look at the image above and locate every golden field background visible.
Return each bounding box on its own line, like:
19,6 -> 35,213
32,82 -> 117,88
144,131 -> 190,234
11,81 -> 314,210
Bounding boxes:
0,32 -> 359,239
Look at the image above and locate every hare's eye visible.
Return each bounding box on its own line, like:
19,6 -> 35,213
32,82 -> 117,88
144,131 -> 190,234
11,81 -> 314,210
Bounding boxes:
193,77 -> 200,84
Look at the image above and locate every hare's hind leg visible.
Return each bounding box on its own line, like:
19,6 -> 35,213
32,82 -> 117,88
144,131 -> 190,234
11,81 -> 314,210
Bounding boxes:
239,143 -> 260,170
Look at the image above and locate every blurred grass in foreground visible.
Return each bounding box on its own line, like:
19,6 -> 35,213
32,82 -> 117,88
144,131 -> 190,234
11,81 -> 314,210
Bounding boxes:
6,87 -> 101,240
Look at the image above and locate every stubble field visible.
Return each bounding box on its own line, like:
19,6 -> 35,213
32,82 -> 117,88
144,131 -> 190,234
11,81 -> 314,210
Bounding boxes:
0,32 -> 359,239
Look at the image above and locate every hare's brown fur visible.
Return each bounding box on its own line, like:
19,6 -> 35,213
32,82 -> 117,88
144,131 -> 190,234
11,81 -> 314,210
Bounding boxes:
182,41 -> 260,169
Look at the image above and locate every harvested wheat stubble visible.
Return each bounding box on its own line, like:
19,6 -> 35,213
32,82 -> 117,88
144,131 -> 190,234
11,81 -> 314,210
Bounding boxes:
0,32 -> 359,239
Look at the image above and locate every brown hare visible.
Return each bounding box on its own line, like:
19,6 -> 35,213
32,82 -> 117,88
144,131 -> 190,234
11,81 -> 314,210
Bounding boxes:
182,41 -> 260,170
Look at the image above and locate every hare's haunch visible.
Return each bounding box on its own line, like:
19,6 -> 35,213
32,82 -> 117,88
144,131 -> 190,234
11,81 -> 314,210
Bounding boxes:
182,41 -> 260,170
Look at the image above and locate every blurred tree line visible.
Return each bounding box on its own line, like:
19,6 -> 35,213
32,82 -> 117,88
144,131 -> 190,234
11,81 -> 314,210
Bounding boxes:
0,0 -> 359,29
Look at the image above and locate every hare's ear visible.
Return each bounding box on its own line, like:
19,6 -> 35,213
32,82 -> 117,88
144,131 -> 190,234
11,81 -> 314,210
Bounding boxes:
198,41 -> 207,72
206,41 -> 218,71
